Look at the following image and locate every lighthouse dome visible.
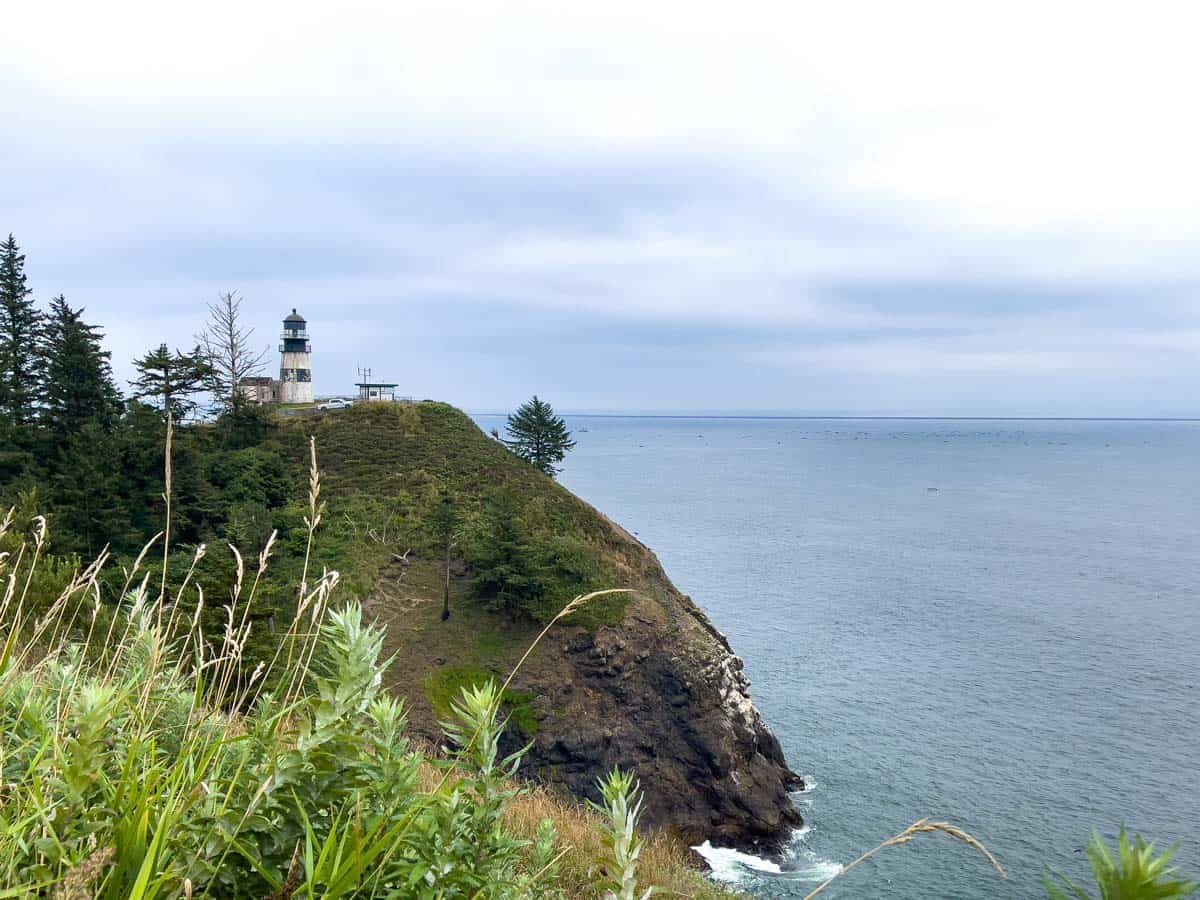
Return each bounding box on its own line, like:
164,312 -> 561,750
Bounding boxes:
284,308 -> 306,324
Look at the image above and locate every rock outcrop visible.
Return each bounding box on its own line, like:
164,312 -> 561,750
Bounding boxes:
502,547 -> 804,853
525,610 -> 802,849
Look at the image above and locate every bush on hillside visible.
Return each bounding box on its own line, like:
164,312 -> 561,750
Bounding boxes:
466,487 -> 608,623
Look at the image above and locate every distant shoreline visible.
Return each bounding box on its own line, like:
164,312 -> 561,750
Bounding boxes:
472,413 -> 1200,423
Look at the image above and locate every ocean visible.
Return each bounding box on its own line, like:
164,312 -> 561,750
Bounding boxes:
477,415 -> 1200,899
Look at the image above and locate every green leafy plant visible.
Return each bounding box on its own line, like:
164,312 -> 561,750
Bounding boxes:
590,767 -> 653,900
1044,828 -> 1199,900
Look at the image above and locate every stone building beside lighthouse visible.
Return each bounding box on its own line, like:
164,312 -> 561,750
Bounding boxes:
278,308 -> 313,403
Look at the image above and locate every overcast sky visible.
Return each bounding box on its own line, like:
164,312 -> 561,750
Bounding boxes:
4,1 -> 1199,415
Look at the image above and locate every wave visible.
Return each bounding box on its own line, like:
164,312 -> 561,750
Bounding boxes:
692,828 -> 843,885
691,842 -> 783,883
793,775 -> 818,794
693,774 -> 843,886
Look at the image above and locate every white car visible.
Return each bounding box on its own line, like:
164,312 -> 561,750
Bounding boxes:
318,398 -> 355,410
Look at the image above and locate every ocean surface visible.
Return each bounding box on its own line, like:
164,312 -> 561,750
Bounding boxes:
477,415 -> 1200,899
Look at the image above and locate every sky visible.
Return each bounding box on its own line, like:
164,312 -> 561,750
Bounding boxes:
4,0 -> 1200,416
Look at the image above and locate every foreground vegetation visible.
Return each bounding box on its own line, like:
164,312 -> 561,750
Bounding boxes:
1043,829 -> 1198,900
0,454 -> 726,898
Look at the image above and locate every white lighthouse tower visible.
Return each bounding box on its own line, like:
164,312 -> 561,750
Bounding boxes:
279,309 -> 313,403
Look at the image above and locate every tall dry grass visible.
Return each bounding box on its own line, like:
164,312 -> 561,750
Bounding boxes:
504,783 -> 729,899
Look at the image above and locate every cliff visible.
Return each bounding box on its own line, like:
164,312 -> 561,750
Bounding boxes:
283,402 -> 803,852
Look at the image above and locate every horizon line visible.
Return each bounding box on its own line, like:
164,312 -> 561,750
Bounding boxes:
470,412 -> 1200,422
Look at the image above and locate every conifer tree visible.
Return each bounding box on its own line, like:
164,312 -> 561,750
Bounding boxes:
130,343 -> 209,421
504,395 -> 576,476
0,234 -> 43,428
51,423 -> 130,556
41,295 -> 121,440
469,487 -> 542,611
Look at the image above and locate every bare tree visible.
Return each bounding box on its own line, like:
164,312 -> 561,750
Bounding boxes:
426,492 -> 460,621
196,291 -> 269,414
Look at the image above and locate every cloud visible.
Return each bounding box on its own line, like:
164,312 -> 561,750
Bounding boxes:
2,0 -> 1199,414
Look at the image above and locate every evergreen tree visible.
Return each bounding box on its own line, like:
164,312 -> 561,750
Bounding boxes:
0,235 -> 43,428
503,395 -> 576,476
41,295 -> 121,441
468,487 -> 542,612
51,423 -> 131,557
130,343 -> 209,421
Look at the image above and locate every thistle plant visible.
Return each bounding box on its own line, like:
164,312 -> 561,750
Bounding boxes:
590,767 -> 653,900
1044,827 -> 1199,900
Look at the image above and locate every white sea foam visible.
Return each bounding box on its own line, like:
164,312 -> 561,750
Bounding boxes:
691,842 -> 783,883
693,829 -> 844,885
794,776 -> 817,794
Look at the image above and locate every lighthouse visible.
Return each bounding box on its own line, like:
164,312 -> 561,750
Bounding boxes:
279,309 -> 313,403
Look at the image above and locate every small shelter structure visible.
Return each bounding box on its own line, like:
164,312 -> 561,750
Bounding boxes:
356,381 -> 398,402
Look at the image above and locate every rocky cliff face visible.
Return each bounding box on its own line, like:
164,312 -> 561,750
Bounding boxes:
515,586 -> 805,851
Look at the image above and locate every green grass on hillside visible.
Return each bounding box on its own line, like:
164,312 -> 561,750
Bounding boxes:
425,666 -> 540,736
278,402 -> 635,628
